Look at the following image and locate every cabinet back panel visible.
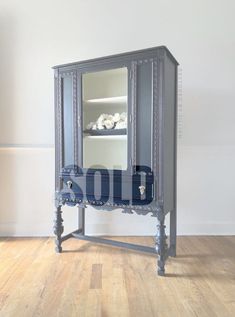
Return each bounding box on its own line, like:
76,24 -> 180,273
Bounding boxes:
83,138 -> 127,170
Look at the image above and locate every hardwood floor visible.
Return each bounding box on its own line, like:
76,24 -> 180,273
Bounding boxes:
0,236 -> 234,317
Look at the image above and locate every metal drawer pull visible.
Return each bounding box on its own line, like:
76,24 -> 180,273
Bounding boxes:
67,180 -> 72,189
139,185 -> 145,195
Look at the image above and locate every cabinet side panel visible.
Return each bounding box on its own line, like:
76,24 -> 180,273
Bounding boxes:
62,76 -> 74,167
54,71 -> 61,191
163,57 -> 177,213
136,62 -> 152,170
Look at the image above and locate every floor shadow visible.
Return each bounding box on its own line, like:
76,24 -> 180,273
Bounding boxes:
176,253 -> 235,259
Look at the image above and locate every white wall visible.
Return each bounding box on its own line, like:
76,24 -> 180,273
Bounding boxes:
0,0 -> 234,236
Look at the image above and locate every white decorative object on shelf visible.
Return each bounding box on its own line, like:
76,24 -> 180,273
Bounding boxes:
86,122 -> 95,130
113,113 -> 121,122
115,120 -> 126,129
86,112 -> 127,130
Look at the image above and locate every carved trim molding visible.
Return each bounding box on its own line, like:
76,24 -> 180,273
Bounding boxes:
131,61 -> 137,171
55,190 -> 162,217
58,75 -> 63,175
156,50 -> 166,203
155,217 -> 168,275
72,72 -> 78,167
53,205 -> 64,252
137,58 -> 154,65
152,58 -> 158,176
58,71 -> 77,174
54,69 -> 60,191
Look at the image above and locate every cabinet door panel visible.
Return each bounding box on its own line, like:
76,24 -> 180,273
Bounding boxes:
136,61 -> 152,170
81,67 -> 128,171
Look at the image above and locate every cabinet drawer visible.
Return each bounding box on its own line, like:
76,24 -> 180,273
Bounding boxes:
61,172 -> 153,206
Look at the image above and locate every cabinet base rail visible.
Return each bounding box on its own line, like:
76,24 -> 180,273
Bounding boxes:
72,232 -> 157,254
60,230 -> 172,258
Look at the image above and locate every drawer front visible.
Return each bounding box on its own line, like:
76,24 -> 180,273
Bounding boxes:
61,171 -> 153,206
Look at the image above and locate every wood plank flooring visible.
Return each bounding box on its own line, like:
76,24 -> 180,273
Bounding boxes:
0,236 -> 234,317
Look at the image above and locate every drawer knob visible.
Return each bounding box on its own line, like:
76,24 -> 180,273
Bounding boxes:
139,185 -> 145,195
67,180 -> 72,189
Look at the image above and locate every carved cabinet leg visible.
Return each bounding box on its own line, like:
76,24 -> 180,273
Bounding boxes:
169,209 -> 176,257
155,217 -> 168,276
53,205 -> 64,253
78,207 -> 85,235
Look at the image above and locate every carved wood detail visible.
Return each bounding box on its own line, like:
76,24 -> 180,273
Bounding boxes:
53,205 -> 64,253
155,216 -> 168,276
131,61 -> 137,171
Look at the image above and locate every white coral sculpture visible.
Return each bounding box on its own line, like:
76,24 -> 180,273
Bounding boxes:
86,121 -> 95,130
115,120 -> 126,129
113,113 -> 121,122
115,112 -> 127,129
87,112 -> 127,130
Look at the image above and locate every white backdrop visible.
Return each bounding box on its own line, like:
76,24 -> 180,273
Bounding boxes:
0,0 -> 234,236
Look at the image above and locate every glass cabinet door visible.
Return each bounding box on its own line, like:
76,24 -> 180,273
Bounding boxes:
82,67 -> 128,170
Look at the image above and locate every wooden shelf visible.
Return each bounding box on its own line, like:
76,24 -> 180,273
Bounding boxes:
84,96 -> 127,104
83,128 -> 127,136
84,135 -> 126,140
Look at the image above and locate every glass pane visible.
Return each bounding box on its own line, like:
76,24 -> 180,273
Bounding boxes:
82,67 -> 128,170
62,76 -> 74,167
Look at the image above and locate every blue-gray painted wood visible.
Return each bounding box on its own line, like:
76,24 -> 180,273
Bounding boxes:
72,233 -> 156,254
136,61 -> 152,169
62,76 -> 74,167
155,216 -> 168,276
52,46 -> 179,69
162,55 -> 177,215
53,205 -> 64,253
162,54 -> 177,257
53,46 -> 178,276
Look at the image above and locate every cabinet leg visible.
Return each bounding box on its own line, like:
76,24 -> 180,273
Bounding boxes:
169,209 -> 176,257
78,207 -> 85,235
54,205 -> 64,253
155,217 -> 168,276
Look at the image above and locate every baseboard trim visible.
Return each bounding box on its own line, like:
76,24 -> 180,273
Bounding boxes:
0,222 -> 234,237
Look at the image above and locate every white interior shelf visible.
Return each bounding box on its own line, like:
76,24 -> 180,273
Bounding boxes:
84,95 -> 127,104
84,135 -> 127,140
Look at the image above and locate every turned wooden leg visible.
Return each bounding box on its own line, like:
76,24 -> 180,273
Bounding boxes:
54,205 -> 64,253
78,207 -> 85,235
155,217 -> 168,276
169,209 -> 177,257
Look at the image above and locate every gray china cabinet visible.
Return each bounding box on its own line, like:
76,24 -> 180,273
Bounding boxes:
53,46 -> 178,275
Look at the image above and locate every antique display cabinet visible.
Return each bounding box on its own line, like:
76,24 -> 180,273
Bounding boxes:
53,46 -> 178,275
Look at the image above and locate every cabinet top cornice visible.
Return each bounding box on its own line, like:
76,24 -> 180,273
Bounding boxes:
52,46 -> 179,70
